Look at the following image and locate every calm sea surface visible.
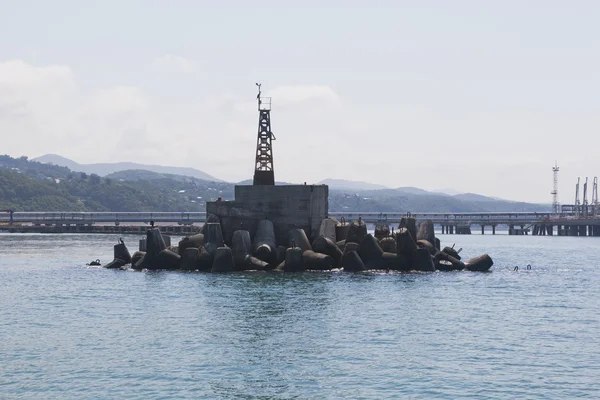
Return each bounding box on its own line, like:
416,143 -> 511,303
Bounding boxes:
1,233 -> 599,399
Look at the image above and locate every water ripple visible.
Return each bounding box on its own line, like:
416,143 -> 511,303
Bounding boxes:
1,233 -> 599,399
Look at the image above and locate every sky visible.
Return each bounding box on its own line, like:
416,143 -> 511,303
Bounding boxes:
1,0 -> 599,203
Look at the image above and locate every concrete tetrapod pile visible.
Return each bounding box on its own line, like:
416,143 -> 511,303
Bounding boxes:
103,217 -> 493,273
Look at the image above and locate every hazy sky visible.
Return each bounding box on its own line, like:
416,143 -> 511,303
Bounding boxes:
1,1 -> 599,203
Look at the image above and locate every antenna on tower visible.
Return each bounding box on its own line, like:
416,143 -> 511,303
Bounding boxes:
575,177 -> 581,217
551,162 -> 560,214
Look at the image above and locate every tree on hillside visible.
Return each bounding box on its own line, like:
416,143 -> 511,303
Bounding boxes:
90,174 -> 101,185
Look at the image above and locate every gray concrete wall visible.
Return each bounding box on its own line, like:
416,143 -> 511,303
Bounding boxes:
207,185 -> 328,245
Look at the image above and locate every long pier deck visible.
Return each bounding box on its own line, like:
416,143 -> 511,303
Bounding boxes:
2,211 -> 600,236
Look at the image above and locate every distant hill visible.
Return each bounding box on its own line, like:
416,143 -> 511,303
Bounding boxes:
0,157 -> 232,212
329,187 -> 550,213
0,154 -> 72,180
394,187 -> 434,196
106,169 -> 208,183
434,188 -> 462,196
0,168 -> 86,211
453,193 -> 502,202
33,154 -> 222,182
1,154 -> 550,213
318,178 -> 388,191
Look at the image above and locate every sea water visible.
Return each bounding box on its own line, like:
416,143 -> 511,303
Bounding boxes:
0,233 -> 599,399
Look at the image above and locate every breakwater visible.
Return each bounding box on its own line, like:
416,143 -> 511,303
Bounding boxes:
103,216 -> 493,273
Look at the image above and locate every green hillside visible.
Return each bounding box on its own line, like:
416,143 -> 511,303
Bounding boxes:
0,156 -> 230,212
0,154 -> 550,213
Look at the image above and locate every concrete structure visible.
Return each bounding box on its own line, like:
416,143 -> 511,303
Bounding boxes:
206,184 -> 328,245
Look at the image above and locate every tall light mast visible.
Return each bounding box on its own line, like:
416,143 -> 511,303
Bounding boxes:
575,177 -> 581,217
593,177 -> 598,216
551,162 -> 560,214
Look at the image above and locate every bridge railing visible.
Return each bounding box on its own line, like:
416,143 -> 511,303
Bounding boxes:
1,212 -> 207,224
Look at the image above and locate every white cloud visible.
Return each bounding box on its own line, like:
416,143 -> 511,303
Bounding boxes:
0,59 -> 72,88
151,54 -> 196,73
0,60 -> 77,148
266,85 -> 342,109
0,60 -> 74,115
0,60 -> 151,161
84,86 -> 148,116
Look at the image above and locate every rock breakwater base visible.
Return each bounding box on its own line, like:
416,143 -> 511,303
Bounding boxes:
103,217 -> 493,273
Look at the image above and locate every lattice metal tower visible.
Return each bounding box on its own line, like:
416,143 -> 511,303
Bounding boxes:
252,83 -> 276,185
551,162 -> 560,214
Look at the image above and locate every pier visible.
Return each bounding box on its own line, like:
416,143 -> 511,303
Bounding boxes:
3,211 -> 600,236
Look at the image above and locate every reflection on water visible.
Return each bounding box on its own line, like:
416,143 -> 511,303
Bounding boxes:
1,233 -> 599,399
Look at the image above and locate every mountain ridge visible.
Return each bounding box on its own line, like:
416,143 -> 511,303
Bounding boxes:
2,154 -> 550,212
33,154 -> 222,182
317,178 -> 388,191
